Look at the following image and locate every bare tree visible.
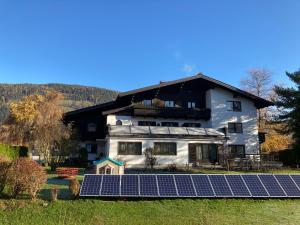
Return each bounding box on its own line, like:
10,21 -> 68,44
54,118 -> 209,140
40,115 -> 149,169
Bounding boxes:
241,68 -> 273,128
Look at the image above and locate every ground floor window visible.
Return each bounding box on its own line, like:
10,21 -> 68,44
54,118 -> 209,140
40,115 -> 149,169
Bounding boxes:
227,145 -> 245,158
188,144 -> 218,163
86,143 -> 97,153
154,142 -> 177,155
118,142 -> 142,155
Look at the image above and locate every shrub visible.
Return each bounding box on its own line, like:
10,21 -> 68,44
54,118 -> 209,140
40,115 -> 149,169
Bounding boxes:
0,156 -> 11,194
167,163 -> 177,172
69,178 -> 80,198
6,157 -> 47,199
78,147 -> 88,167
144,147 -> 157,169
0,144 -> 28,160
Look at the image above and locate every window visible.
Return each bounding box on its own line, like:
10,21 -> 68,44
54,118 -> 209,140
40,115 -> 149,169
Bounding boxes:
161,122 -> 179,127
227,101 -> 242,111
143,99 -> 152,106
116,120 -> 122,125
87,123 -> 97,132
182,122 -> 201,128
86,143 -> 97,154
228,123 -> 243,133
164,100 -> 175,107
118,142 -> 142,155
154,142 -> 177,155
228,145 -> 245,158
138,121 -> 156,126
187,101 -> 196,109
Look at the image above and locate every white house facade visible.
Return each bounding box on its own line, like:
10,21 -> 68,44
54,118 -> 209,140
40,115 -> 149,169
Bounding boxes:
65,74 -> 272,168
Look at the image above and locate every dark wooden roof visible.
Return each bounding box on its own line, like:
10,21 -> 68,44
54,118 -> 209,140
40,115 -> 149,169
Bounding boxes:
118,73 -> 273,108
65,73 -> 273,117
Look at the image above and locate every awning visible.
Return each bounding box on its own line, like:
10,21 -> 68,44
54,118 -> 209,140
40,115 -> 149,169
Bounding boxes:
108,125 -> 226,139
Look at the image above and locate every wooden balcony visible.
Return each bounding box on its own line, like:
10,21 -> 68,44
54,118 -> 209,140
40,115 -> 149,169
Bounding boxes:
132,105 -> 211,120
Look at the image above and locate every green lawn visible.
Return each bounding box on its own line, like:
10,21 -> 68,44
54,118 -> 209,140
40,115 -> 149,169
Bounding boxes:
1,168 -> 300,225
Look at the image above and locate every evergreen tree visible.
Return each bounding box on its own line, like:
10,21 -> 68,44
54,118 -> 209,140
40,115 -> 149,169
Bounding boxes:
274,70 -> 300,157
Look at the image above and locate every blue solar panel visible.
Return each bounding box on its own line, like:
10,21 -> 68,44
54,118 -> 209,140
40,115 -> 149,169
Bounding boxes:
191,175 -> 214,197
100,175 -> 120,196
121,175 -> 139,196
225,175 -> 251,197
290,175 -> 300,189
139,175 -> 159,197
208,175 -> 232,197
242,175 -> 269,197
80,175 -> 102,196
174,175 -> 196,197
258,175 -> 286,197
275,175 -> 300,197
157,175 -> 178,197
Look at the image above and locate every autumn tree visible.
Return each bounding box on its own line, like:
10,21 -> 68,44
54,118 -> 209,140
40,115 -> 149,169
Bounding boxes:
0,92 -> 76,166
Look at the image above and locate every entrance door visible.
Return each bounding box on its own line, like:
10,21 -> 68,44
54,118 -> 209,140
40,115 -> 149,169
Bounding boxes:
188,144 -> 218,164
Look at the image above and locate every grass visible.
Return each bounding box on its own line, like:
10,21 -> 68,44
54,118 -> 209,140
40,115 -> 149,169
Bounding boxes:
1,168 -> 300,225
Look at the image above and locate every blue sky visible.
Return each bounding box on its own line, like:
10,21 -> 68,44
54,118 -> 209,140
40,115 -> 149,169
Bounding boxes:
0,0 -> 299,92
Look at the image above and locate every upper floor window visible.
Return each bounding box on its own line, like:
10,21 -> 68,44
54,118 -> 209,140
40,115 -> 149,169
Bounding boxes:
161,122 -> 179,127
182,122 -> 201,128
227,101 -> 242,112
86,143 -> 97,154
164,100 -> 175,107
87,123 -> 97,132
154,142 -> 177,155
187,101 -> 196,109
138,121 -> 156,126
228,145 -> 245,158
228,123 -> 243,133
143,99 -> 152,106
118,142 -> 142,155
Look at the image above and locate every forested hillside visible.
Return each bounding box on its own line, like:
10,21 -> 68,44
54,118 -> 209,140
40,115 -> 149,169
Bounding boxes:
0,83 -> 118,122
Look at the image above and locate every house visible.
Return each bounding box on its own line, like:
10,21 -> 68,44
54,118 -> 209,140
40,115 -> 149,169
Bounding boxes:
65,73 -> 272,168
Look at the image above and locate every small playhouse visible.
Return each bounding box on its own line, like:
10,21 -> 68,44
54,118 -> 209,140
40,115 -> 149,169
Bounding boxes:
93,157 -> 125,175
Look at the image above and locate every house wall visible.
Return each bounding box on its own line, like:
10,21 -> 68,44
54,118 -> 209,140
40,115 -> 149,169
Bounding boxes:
207,87 -> 259,155
106,136 -> 224,168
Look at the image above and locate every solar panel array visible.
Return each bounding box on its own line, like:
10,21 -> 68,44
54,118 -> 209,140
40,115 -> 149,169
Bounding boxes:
80,174 -> 300,198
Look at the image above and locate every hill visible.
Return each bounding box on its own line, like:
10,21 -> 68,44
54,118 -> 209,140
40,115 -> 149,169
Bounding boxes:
0,83 -> 118,122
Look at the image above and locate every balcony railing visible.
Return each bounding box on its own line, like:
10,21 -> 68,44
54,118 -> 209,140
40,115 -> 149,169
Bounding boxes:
132,105 -> 211,120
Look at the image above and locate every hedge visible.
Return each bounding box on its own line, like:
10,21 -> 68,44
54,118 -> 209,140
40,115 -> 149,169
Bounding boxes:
0,144 -> 28,160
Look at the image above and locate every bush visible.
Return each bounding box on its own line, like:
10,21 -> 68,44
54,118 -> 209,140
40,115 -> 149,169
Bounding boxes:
69,178 -> 80,198
6,157 -> 47,199
144,147 -> 157,169
0,156 -> 11,194
0,144 -> 28,160
78,147 -> 88,167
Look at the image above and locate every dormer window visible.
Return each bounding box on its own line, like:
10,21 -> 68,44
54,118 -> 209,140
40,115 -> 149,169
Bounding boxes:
227,101 -> 242,112
187,101 -> 196,109
164,100 -> 175,107
143,99 -> 152,106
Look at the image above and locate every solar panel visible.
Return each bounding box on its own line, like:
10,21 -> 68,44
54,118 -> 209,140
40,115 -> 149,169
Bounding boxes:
139,175 -> 159,197
275,175 -> 300,197
208,175 -> 233,197
174,175 -> 196,197
100,175 -> 120,196
80,174 -> 300,198
258,175 -> 286,197
242,175 -> 269,197
191,175 -> 215,197
157,175 -> 178,197
121,175 -> 139,196
290,175 -> 300,189
225,175 -> 251,197
80,174 -> 102,196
